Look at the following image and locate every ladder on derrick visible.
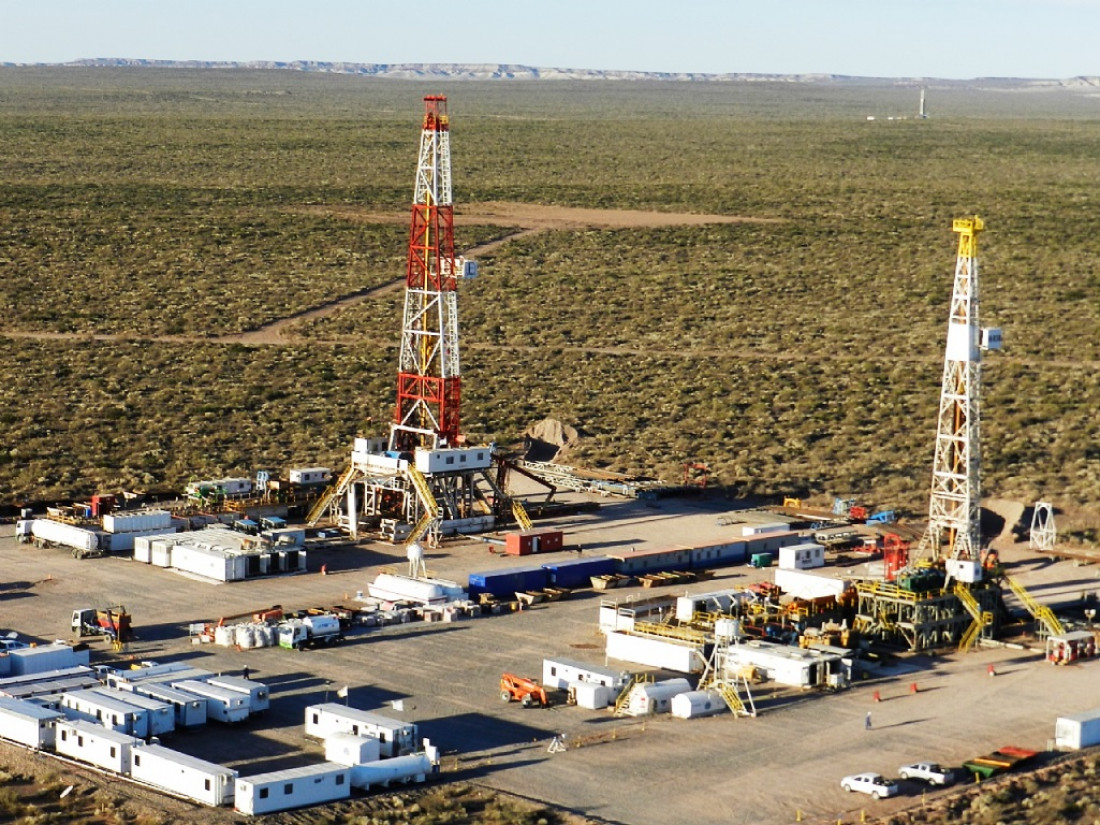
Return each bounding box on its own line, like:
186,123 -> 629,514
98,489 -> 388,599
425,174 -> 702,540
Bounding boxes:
511,498 -> 534,531
1003,575 -> 1064,637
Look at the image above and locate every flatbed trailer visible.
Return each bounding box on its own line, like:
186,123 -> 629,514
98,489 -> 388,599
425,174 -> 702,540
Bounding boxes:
963,746 -> 1038,780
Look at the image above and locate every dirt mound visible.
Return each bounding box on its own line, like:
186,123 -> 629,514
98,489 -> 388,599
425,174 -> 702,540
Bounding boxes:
983,498 -> 1027,551
523,418 -> 580,463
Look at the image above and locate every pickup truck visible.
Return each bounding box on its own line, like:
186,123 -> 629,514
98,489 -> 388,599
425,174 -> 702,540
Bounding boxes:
898,762 -> 954,785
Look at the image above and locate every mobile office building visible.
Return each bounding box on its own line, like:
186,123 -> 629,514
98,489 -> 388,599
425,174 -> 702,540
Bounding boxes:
541,658 -> 630,691
6,643 -> 90,676
778,542 -> 826,570
171,680 -> 249,723
134,682 -> 208,728
0,696 -> 62,749
234,763 -> 350,816
106,662 -> 213,690
61,690 -> 149,738
55,719 -> 140,774
1055,708 -> 1100,750
88,687 -> 175,737
131,744 -> 237,807
304,703 -> 418,757
206,676 -> 270,715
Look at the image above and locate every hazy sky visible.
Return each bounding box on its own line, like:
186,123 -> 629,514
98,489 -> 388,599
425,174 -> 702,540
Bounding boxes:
2,0 -> 1097,79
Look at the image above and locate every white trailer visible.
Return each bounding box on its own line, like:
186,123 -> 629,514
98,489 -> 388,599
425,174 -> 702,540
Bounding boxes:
134,682 -> 208,729
30,519 -> 101,557
724,640 -> 848,689
619,678 -> 692,717
1055,708 -> 1100,750
87,687 -> 175,737
6,642 -> 90,676
777,542 -> 826,570
350,750 -> 438,791
61,689 -> 149,738
55,719 -> 140,774
325,733 -> 381,766
106,662 -> 213,690
103,509 -> 173,534
131,744 -> 237,806
741,522 -> 789,537
674,588 -> 748,622
0,696 -> 62,749
542,658 -> 630,691
605,630 -> 703,673
0,666 -> 99,699
773,568 -> 850,601
206,675 -> 270,715
171,680 -> 249,723
234,763 -> 350,815
304,704 -> 418,757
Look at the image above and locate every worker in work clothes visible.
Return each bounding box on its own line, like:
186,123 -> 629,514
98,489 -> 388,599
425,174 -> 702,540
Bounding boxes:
865,712 -> 872,730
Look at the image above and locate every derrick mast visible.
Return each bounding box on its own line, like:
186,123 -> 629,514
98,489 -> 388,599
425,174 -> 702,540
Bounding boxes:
391,95 -> 461,452
919,216 -> 1001,583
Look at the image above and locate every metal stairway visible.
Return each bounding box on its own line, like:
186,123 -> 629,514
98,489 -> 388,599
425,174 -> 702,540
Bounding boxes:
511,498 -> 534,531
955,584 -> 992,652
306,464 -> 359,526
1004,575 -> 1064,637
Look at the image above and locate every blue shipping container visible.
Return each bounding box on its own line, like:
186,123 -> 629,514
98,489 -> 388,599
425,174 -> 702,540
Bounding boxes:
541,556 -> 615,589
468,565 -> 549,599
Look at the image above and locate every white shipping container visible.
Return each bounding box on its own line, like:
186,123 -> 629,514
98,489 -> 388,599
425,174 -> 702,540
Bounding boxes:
30,519 -> 99,554
7,643 -> 90,676
131,744 -> 237,806
741,522 -> 789,537
235,763 -> 350,815
0,696 -> 62,749
778,542 -> 826,570
1055,708 -> 1100,750
304,703 -> 418,757
568,680 -> 614,710
773,568 -> 849,601
133,535 -> 153,563
350,753 -> 435,790
171,680 -> 249,723
605,630 -> 703,673
151,540 -> 174,567
103,509 -> 172,534
325,732 -> 382,766
169,544 -> 241,582
670,689 -> 727,719
55,719 -> 140,774
105,527 -> 178,554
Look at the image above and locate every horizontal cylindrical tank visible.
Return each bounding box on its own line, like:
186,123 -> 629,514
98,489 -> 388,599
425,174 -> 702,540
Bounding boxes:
671,689 -> 727,719
349,754 -> 433,790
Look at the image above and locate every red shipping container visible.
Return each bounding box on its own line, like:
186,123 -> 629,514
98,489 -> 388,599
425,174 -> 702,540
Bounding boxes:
504,529 -> 565,556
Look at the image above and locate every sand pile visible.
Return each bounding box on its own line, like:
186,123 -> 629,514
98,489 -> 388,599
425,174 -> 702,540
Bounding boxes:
523,418 -> 580,463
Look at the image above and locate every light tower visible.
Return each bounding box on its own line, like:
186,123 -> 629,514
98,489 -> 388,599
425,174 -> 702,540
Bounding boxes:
391,94 -> 461,452
918,216 -> 1001,585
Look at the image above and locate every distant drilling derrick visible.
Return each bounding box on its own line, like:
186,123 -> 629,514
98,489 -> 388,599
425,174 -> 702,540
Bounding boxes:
918,216 -> 1001,585
392,95 -> 461,452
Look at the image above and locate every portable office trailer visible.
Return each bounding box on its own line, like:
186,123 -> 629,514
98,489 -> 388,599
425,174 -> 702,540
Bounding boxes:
304,703 -> 418,757
7,643 -> 90,676
61,690 -> 149,738
466,565 -> 549,600
688,539 -> 749,569
675,588 -> 748,622
350,752 -> 436,790
324,732 -> 382,766
88,687 -> 175,736
234,763 -> 350,815
773,568 -> 849,601
605,630 -> 703,673
206,676 -> 270,715
131,744 -> 237,806
670,689 -> 727,719
0,667 -> 100,699
619,678 -> 692,717
55,719 -> 140,774
171,680 -> 249,723
607,546 -> 693,575
778,542 -> 826,570
540,556 -> 615,589
134,682 -> 208,728
288,467 -> 332,486
1055,708 -> 1100,750
541,658 -> 630,691
106,662 -> 214,690
0,696 -> 62,749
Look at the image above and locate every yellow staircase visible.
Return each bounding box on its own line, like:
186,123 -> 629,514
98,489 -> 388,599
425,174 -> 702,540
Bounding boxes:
612,673 -> 649,717
306,465 -> 358,525
405,465 -> 441,516
955,584 -> 992,652
511,498 -> 534,531
715,681 -> 746,714
1004,575 -> 1064,637
405,510 -> 436,546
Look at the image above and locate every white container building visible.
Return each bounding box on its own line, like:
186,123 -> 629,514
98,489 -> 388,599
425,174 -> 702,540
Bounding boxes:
134,682 -> 208,728
350,751 -> 437,791
324,732 -> 382,766
674,589 -> 748,622
206,675 -> 270,715
304,704 -> 418,757
741,522 -> 789,537
541,658 -> 630,691
87,687 -> 175,737
131,744 -> 237,807
6,643 -> 90,676
725,640 -> 849,689
55,719 -> 140,774
103,509 -> 173,534
288,467 -> 332,485
1055,708 -> 1100,750
171,680 -> 249,723
234,763 -> 350,815
106,662 -> 213,690
0,666 -> 99,699
569,680 -> 615,710
61,689 -> 149,738
104,528 -> 178,554
169,545 -> 245,582
605,630 -> 703,673
670,689 -> 727,719
413,446 -> 493,475
773,568 -> 850,601
619,678 -> 692,717
778,542 -> 826,570
0,696 -> 62,749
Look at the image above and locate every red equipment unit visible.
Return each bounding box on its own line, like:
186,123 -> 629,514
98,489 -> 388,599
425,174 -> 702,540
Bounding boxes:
882,533 -> 910,582
504,529 -> 565,556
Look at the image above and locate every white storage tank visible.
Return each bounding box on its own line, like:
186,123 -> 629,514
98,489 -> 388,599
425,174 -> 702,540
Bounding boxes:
620,678 -> 692,717
0,696 -> 62,749
1055,708 -> 1100,750
234,763 -> 350,816
671,689 -> 727,719
350,752 -> 435,790
568,680 -> 614,710
55,719 -> 140,774
367,572 -> 466,606
131,744 -> 237,807
325,732 -> 382,766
